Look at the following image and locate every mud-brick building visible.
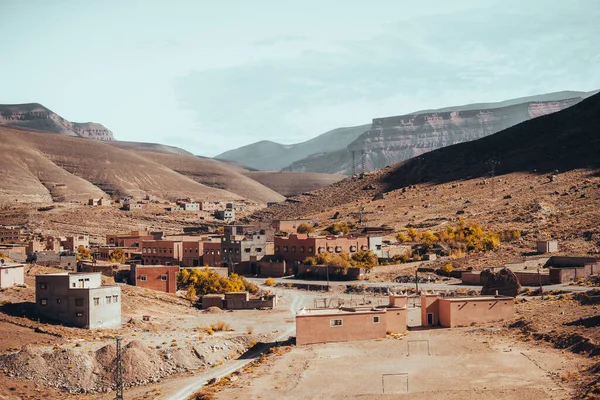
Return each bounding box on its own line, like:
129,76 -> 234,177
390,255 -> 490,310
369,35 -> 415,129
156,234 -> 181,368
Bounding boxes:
420,293 -> 514,328
295,295 -> 408,346
129,264 -> 179,293
0,227 -> 24,244
35,272 -> 121,329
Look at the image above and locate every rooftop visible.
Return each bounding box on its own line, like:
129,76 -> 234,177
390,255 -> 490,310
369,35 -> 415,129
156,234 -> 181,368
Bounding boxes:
0,262 -> 24,268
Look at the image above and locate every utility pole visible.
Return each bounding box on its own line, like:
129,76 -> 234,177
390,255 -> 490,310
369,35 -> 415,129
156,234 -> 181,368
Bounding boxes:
537,268 -> 544,300
415,269 -> 419,293
326,265 -> 330,292
115,336 -> 123,400
487,159 -> 499,199
351,150 -> 356,176
434,187 -> 439,219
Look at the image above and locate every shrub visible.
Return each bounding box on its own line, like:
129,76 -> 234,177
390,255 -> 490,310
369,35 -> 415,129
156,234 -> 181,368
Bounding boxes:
324,222 -> 351,236
178,268 -> 259,296
351,250 -> 378,269
264,277 -> 275,286
108,248 -> 126,263
296,223 -> 315,234
395,232 -> 409,243
440,264 -> 454,274
210,321 -> 232,332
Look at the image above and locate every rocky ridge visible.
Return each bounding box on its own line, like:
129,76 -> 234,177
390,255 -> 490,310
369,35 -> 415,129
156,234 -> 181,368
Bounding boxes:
0,103 -> 114,140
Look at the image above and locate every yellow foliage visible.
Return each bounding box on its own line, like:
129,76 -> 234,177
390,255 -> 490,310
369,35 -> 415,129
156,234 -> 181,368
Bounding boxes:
395,232 -> 408,243
440,264 -> 454,274
264,277 -> 275,286
296,223 -> 315,234
178,268 -> 258,296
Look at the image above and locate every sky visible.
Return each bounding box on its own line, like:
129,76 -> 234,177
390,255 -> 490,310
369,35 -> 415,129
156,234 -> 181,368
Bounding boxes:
1,0 -> 599,156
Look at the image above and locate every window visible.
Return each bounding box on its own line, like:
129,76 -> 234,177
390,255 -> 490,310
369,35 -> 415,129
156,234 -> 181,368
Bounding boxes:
76,312 -> 83,317
39,283 -> 47,289
56,298 -> 61,304
244,248 -> 251,253
161,275 -> 167,281
291,246 -> 296,252
256,248 -> 262,253
283,246 -> 288,252
140,275 -> 147,281
106,296 -> 112,304
113,295 -> 119,302
72,283 -> 76,288
308,246 -> 314,253
373,316 -> 380,324
93,297 -> 99,306
75,298 -> 84,306
40,298 -> 47,306
275,246 -> 280,252
330,319 -> 343,327
84,278 -> 89,282
300,246 -> 305,252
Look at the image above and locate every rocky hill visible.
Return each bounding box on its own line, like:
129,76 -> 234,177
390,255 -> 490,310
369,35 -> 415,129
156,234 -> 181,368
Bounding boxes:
0,103 -> 114,140
284,91 -> 597,174
251,91 -> 600,222
215,125 -> 369,171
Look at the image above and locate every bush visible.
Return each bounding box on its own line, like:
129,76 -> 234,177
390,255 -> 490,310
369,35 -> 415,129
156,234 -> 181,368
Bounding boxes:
296,223 -> 315,234
178,268 -> 259,296
351,250 -> 378,269
440,264 -> 454,274
324,222 -> 351,236
264,277 -> 275,286
395,232 -> 409,243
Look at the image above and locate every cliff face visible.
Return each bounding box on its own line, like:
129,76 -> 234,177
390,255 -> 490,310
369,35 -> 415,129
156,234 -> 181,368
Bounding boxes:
0,103 -> 115,141
285,97 -> 586,175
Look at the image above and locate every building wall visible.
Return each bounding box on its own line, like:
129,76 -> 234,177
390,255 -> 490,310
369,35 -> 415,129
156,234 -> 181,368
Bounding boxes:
181,241 -> 203,267
203,242 -> 222,267
439,297 -> 514,327
257,259 -> 289,277
537,241 -> 558,253
35,273 -> 121,328
130,265 -> 179,293
296,310 -> 387,345
141,240 -> 182,265
513,271 -> 551,286
420,294 -> 440,327
389,295 -> 408,308
297,264 -> 364,280
63,235 -> 89,252
0,265 -> 24,288
0,227 -> 24,243
386,308 -> 408,334
277,219 -> 313,233
461,271 -> 481,285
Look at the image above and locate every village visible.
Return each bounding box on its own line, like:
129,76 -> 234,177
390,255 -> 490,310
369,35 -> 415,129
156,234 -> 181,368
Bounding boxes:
1,194 -> 599,399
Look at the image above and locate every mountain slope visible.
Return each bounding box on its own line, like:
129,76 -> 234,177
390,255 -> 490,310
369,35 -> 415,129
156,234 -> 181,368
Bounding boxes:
0,103 -> 115,140
243,171 -> 345,197
0,127 -> 242,204
111,147 -> 286,204
214,125 -> 369,171
251,91 -> 600,221
284,91 -> 597,174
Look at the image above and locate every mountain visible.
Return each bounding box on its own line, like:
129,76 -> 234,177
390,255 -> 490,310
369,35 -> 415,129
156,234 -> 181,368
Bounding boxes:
251,91 -> 600,222
214,125 -> 369,171
243,171 -> 345,197
0,103 -> 115,140
282,90 -> 598,175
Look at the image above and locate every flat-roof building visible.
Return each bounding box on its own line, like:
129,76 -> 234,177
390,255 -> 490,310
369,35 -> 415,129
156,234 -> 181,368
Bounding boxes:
35,272 -> 121,329
0,262 -> 24,288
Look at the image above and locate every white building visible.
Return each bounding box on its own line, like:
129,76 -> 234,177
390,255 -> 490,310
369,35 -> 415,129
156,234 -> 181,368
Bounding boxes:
0,262 -> 24,288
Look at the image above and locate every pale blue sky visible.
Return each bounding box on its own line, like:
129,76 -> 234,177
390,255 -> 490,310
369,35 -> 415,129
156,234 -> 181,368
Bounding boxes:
1,0 -> 599,156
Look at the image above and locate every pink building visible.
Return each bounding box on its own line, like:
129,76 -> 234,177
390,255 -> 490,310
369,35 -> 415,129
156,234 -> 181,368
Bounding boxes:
420,293 -> 514,328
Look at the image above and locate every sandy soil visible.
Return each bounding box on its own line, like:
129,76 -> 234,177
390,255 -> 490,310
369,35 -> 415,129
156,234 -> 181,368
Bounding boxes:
211,327 -> 588,400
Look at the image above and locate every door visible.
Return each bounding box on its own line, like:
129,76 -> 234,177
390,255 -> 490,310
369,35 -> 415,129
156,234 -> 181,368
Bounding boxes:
427,313 -> 434,326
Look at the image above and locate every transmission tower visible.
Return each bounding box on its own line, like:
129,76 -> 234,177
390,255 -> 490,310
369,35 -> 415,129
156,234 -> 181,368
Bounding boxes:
351,150 -> 356,176
487,159 -> 500,199
115,336 -> 123,400
361,149 -> 366,175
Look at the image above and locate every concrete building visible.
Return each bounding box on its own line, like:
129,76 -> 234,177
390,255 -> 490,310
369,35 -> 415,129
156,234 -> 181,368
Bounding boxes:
295,295 -> 408,346
96,246 -> 140,263
122,203 -> 143,211
274,234 -> 369,273
141,240 -> 183,265
537,240 -> 558,254
35,272 -> 121,329
221,226 -> 266,273
0,262 -> 24,288
0,227 -> 24,243
546,256 -> 600,283
106,230 -> 162,249
420,293 -> 514,328
129,265 -> 179,293
62,235 -> 89,252
0,244 -> 27,262
200,202 -> 219,211
202,240 -> 222,267
181,203 -> 200,211
181,240 -> 204,267
201,291 -> 277,310
215,209 -> 235,221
